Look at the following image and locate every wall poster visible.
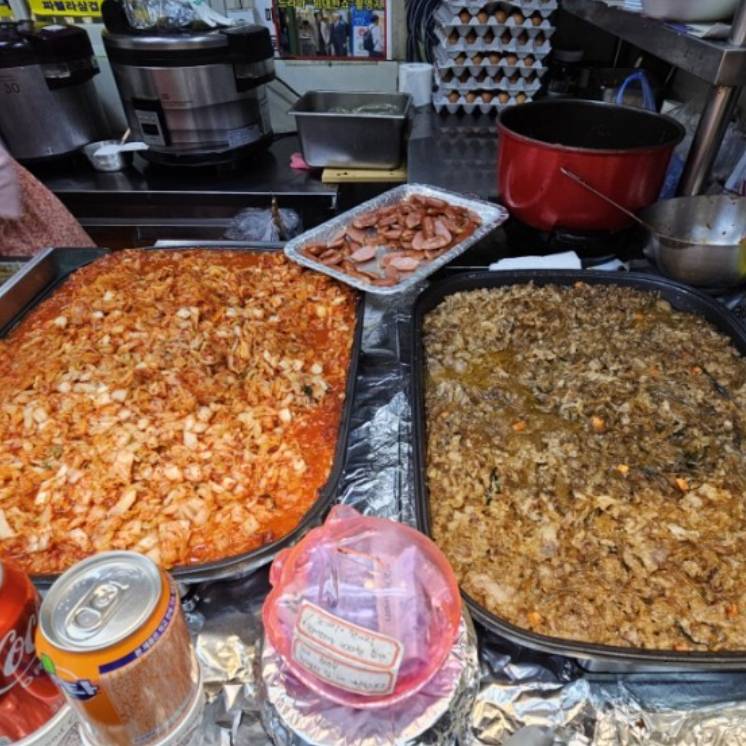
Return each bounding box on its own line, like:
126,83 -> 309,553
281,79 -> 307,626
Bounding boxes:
271,0 -> 391,60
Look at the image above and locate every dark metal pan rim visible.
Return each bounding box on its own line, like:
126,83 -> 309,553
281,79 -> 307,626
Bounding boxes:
466,595 -> 746,665
412,269 -> 746,667
0,246 -> 362,587
498,99 -> 686,155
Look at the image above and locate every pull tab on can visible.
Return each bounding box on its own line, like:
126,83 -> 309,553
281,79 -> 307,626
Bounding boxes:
66,580 -> 131,642
40,551 -> 161,652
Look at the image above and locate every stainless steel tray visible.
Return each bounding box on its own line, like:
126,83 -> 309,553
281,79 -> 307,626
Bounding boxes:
290,90 -> 412,170
284,184 -> 509,296
412,270 -> 746,671
0,246 -> 363,588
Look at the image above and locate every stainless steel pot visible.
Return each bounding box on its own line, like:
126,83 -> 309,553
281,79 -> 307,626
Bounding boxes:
0,22 -> 106,162
640,195 -> 746,288
103,26 -> 275,166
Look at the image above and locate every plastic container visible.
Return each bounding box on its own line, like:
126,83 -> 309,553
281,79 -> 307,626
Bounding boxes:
83,140 -> 130,172
262,505 -> 462,708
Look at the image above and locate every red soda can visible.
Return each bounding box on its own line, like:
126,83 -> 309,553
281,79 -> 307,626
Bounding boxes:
0,560 -> 65,741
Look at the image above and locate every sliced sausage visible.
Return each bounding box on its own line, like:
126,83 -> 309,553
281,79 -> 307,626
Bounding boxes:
389,255 -> 421,271
350,245 -> 377,263
380,251 -> 399,268
319,249 -> 343,265
352,212 -> 379,229
440,217 -> 462,235
433,219 -> 453,243
326,229 -> 347,249
378,213 -> 399,227
303,243 -> 327,257
346,226 -> 368,244
405,212 -> 422,229
416,235 -> 450,252
411,231 -> 426,251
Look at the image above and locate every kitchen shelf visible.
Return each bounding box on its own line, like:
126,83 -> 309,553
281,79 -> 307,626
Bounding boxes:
563,0 -> 746,86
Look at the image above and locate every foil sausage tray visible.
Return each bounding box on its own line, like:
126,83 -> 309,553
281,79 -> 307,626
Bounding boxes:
411,269 -> 746,671
284,184 -> 509,295
0,246 -> 363,588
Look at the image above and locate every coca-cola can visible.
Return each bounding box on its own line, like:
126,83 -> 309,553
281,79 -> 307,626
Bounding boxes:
0,560 -> 66,742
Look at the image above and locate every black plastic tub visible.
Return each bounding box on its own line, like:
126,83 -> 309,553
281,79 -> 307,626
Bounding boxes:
412,270 -> 746,670
0,246 -> 363,587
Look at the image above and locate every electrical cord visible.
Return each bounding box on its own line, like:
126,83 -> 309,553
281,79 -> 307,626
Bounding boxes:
406,0 -> 434,61
406,0 -> 441,63
273,75 -> 303,100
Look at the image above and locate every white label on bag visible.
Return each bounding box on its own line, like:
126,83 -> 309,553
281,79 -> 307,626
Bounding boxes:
292,636 -> 397,696
292,601 -> 403,696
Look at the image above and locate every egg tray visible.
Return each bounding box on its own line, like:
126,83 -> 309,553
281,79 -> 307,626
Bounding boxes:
435,27 -> 555,53
435,5 -> 554,29
440,0 -> 557,12
435,39 -> 552,63
433,91 -> 534,113
440,63 -> 547,80
434,34 -> 553,58
437,25 -> 555,44
436,70 -> 543,93
435,52 -> 546,77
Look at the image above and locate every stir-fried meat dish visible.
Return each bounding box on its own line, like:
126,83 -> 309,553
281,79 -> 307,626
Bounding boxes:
425,283 -> 746,651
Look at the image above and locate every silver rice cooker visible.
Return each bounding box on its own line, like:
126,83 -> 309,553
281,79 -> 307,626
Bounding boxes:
0,22 -> 106,162
103,26 -> 275,166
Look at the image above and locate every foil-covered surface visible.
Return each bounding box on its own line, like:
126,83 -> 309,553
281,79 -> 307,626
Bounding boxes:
53,288 -> 746,745
284,185 -> 508,296
260,613 -> 479,746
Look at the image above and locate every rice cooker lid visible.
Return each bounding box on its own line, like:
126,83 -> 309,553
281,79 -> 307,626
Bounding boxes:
103,25 -> 274,66
0,21 -> 94,68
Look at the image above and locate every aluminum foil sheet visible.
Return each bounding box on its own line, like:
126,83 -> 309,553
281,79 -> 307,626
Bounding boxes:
46,285 -> 746,745
336,289 -> 420,525
284,185 -> 508,296
260,613 -> 479,746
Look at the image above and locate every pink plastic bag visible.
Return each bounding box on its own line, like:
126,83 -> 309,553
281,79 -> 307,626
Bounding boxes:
262,505 -> 462,709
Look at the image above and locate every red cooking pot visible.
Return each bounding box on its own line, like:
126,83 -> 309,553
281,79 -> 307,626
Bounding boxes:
497,100 -> 685,232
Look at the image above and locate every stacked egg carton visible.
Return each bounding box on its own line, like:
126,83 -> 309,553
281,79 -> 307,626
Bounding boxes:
432,0 -> 557,114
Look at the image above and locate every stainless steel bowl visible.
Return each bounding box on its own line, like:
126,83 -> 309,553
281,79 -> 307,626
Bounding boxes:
640,195 -> 746,288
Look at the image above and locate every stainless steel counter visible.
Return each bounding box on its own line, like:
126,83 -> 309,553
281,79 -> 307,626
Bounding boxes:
32,136 -> 338,245
564,0 -> 746,86
407,108 -> 498,201
34,113 -> 498,246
